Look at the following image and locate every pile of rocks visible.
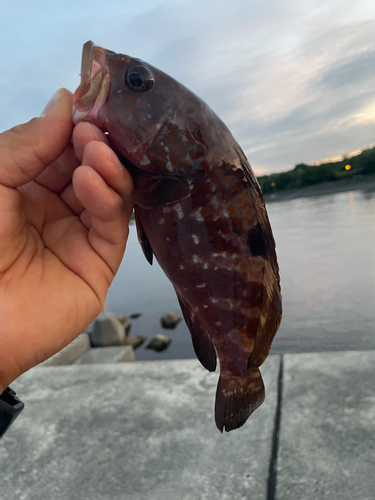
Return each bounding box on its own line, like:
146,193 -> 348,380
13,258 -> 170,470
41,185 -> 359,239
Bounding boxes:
40,305 -> 183,366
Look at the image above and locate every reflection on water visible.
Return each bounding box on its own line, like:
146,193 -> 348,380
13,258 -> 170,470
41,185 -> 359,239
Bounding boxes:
106,187 -> 375,360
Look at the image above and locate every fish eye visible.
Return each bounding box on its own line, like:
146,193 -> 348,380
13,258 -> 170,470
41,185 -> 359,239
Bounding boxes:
125,65 -> 154,92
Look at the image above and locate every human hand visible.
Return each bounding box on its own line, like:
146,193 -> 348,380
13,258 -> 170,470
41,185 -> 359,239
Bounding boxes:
0,89 -> 133,392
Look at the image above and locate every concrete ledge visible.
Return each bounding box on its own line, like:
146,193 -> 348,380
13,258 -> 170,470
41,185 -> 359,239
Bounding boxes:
74,346 -> 135,364
39,333 -> 91,367
0,357 -> 280,500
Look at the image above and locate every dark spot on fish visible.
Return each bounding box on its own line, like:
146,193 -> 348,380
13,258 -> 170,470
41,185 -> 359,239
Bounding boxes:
248,223 -> 270,258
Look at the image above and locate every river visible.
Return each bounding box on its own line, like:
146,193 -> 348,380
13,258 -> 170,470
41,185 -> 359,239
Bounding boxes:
106,185 -> 375,361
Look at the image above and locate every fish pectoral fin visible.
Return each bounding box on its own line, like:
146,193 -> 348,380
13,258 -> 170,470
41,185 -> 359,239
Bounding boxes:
132,177 -> 191,208
177,295 -> 217,372
215,370 -> 265,433
134,209 -> 153,265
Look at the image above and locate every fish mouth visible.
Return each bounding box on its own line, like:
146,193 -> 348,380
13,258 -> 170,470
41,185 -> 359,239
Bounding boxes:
73,41 -> 110,124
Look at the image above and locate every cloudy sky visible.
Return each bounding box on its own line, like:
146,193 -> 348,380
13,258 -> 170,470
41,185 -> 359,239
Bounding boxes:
1,0 -> 374,174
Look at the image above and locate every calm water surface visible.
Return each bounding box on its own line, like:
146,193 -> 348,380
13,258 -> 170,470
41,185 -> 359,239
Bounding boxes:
106,187 -> 375,361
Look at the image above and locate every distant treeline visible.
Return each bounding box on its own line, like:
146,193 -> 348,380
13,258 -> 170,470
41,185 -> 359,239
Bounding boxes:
257,146 -> 375,194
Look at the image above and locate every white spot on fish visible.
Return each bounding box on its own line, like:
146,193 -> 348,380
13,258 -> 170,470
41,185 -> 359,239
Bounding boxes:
192,255 -> 200,263
159,218 -> 165,225
140,155 -> 151,166
180,265 -> 185,270
192,234 -> 199,245
156,123 -> 161,130
196,283 -> 205,288
191,207 -> 204,222
166,161 -> 174,172
203,305 -> 208,308
203,263 -> 208,269
215,321 -> 222,326
174,203 -> 184,219
116,90 -> 122,94
210,196 -> 220,208
164,146 -> 169,153
210,298 -> 219,303
147,114 -> 151,118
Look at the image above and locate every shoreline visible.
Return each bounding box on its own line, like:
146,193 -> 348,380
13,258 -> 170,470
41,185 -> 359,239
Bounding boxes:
263,176 -> 375,203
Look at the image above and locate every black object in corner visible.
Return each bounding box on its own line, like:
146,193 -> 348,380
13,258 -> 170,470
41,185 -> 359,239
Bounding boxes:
0,387 -> 24,438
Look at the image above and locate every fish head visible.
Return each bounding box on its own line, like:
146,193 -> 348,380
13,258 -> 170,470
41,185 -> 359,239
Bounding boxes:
73,41 -> 213,179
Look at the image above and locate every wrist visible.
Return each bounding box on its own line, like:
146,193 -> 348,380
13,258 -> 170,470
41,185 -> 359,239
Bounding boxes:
0,386 -> 25,438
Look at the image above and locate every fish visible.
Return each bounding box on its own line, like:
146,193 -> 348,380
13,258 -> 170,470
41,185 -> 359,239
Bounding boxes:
73,41 -> 282,432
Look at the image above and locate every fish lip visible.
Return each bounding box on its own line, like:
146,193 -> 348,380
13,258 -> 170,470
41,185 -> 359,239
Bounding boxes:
73,41 -> 110,124
80,40 -> 95,85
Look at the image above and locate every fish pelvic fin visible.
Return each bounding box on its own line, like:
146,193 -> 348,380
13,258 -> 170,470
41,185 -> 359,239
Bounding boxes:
134,208 -> 153,265
215,369 -> 265,433
177,296 -> 217,372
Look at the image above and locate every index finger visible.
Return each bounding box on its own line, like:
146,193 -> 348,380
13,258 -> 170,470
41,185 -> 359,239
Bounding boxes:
72,122 -> 110,162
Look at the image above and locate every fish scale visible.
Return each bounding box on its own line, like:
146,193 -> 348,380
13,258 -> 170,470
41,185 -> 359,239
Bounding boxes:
73,41 -> 282,432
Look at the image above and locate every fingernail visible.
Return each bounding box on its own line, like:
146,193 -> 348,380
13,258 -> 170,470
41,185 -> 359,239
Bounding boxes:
41,89 -> 64,117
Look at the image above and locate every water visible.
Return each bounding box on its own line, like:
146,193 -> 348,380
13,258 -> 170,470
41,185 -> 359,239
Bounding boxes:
106,187 -> 375,361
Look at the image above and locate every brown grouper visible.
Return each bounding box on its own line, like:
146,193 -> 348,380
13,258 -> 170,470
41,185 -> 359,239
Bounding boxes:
73,41 -> 282,432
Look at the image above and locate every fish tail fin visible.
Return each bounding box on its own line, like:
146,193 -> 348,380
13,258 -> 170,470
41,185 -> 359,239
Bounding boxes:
215,369 -> 265,433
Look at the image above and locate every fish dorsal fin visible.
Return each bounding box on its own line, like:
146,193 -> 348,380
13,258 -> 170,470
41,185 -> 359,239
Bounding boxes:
234,145 -> 264,202
134,209 -> 153,265
177,295 -> 217,372
132,177 -> 190,209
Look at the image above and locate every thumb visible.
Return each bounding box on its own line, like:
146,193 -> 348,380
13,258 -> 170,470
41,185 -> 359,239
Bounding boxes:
0,88 -> 73,188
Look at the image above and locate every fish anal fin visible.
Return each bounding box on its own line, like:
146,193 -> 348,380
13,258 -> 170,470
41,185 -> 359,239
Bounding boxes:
215,369 -> 265,433
134,209 -> 153,265
177,296 -> 217,372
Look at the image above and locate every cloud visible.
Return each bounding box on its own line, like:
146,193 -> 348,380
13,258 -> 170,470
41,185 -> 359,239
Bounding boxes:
1,0 -> 375,174
317,50 -> 375,89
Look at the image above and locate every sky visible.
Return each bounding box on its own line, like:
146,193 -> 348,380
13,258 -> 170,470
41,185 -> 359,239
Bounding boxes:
1,0 -> 375,175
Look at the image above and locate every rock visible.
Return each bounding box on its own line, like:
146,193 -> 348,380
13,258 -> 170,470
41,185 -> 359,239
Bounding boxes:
160,312 -> 182,329
116,315 -> 132,334
129,312 -> 142,319
146,334 -> 172,352
40,333 -> 91,367
89,311 -> 126,347
123,335 -> 146,350
74,346 -> 135,364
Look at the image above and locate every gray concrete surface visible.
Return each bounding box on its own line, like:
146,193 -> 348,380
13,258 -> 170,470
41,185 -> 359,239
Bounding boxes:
2,351 -> 375,500
276,351 -> 375,500
0,357 -> 280,500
